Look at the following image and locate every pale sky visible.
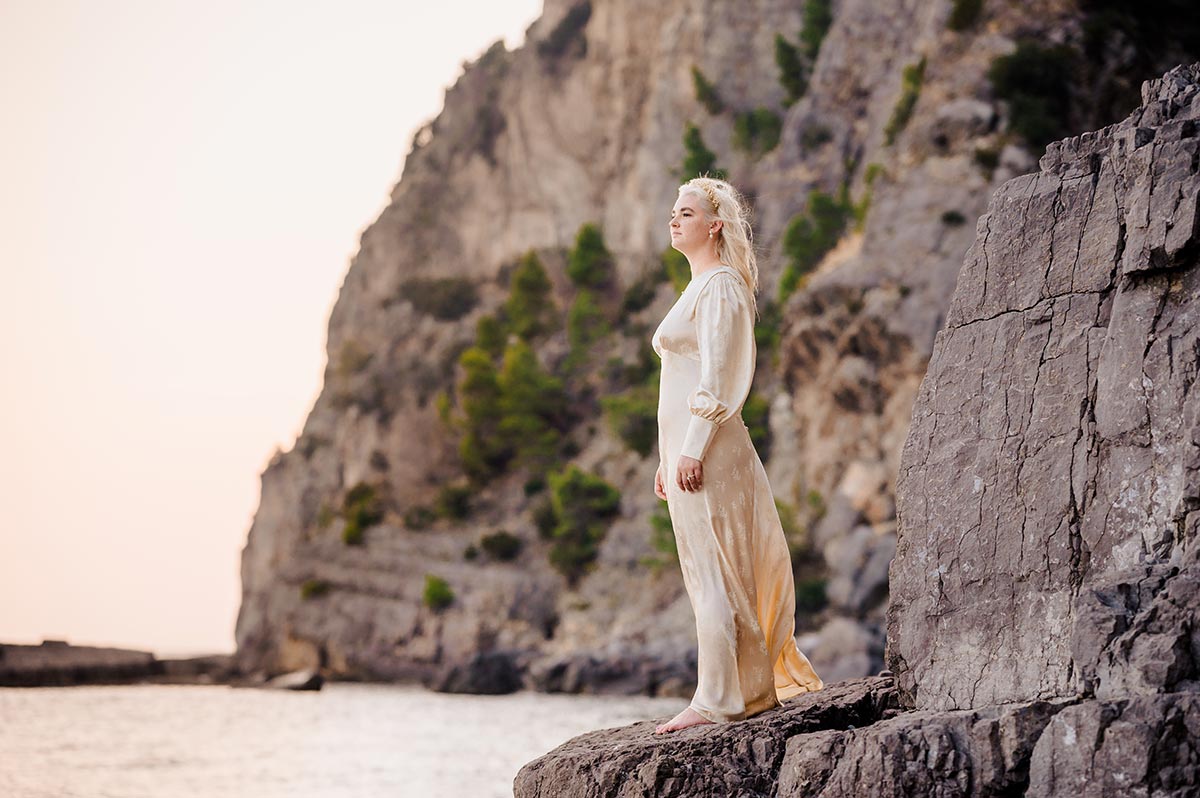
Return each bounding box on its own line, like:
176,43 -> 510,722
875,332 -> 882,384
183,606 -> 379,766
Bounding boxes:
0,0 -> 543,657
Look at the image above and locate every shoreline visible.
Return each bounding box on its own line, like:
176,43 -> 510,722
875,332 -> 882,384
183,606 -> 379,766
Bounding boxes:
0,639 -> 241,688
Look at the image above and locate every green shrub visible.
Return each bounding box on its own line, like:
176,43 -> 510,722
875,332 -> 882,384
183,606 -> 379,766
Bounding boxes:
606,339 -> 659,390
775,34 -> 808,106
405,505 -> 436,530
638,499 -> 678,572
778,188 -> 852,303
567,223 -> 615,288
295,433 -> 329,459
545,465 -> 621,585
342,482 -> 385,545
864,162 -> 885,186
806,488 -> 826,519
434,390 -> 452,427
884,56 -> 926,146
649,501 -> 676,558
456,346 -> 510,480
947,0 -> 983,30
753,298 -> 782,352
1078,4 -> 1200,131
503,251 -> 557,341
800,123 -> 832,151
336,339 -> 372,378
801,0 -> 834,61
466,81 -> 506,166
475,314 -> 506,359
680,122 -> 724,181
732,107 -> 782,156
795,577 -> 828,613
316,503 -> 335,530
463,543 -> 479,561
566,288 -> 610,364
691,66 -> 724,114
532,497 -> 558,540
941,210 -> 967,226
742,392 -> 770,453
600,384 -> 658,457
662,246 -> 691,294
987,40 -> 1076,155
399,277 -> 479,321
537,1 -> 591,59
342,523 -> 364,545
973,146 -> 1000,176
523,475 -> 547,496
618,265 -> 665,321
480,529 -> 523,561
845,163 -> 884,233
422,574 -> 455,611
775,498 -> 801,541
434,483 -> 472,519
300,578 -> 330,600
497,340 -> 568,475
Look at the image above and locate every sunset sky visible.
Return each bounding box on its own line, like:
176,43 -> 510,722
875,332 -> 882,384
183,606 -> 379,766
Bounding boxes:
0,0 -> 543,656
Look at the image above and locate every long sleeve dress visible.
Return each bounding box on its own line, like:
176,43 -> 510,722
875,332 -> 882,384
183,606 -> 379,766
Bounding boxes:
651,264 -> 824,723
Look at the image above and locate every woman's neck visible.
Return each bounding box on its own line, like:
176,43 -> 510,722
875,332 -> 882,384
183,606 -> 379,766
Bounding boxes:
689,257 -> 726,279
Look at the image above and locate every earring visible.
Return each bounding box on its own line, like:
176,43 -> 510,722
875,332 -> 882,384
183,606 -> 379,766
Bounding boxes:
709,231 -> 714,238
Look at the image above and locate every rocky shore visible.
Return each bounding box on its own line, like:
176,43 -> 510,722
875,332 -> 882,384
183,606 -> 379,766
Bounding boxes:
0,640 -> 236,687
514,62 -> 1200,798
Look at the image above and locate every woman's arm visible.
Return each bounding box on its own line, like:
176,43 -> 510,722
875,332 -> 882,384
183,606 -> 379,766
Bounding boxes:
679,273 -> 755,463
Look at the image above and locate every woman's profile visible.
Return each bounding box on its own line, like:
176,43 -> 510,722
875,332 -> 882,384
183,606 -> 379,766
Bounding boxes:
651,176 -> 824,734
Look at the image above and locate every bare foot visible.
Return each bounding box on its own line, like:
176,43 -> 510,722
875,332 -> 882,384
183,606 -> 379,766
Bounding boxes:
654,706 -> 715,734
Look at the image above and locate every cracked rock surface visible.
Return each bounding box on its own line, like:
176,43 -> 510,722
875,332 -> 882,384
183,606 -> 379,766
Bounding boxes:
514,62 -> 1200,798
889,61 -> 1200,717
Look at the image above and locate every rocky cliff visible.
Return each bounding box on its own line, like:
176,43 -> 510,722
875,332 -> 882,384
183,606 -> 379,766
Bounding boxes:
234,0 -> 1195,700
514,61 -> 1200,798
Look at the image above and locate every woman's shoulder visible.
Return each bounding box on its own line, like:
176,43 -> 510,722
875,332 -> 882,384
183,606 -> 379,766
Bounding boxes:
701,266 -> 751,297
687,266 -> 750,316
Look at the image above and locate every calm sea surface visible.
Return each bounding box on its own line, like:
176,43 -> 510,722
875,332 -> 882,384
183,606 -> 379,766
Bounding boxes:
0,682 -> 687,798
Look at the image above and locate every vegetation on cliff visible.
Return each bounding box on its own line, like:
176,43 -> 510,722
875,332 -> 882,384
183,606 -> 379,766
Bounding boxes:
543,464 -> 622,585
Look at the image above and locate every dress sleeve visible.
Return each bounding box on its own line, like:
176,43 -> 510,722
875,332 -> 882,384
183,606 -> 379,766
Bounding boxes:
679,273 -> 755,462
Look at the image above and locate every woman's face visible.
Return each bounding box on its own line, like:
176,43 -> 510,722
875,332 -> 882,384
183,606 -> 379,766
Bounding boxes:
669,191 -> 719,254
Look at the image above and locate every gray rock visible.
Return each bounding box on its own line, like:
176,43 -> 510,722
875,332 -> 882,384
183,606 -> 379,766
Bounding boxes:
524,652 -> 697,698
0,641 -> 159,687
889,61 -> 1200,714
423,649 -> 524,694
263,669 -> 323,691
805,617 -> 885,684
776,696 -> 1074,797
1028,694 -> 1200,796
514,677 -> 901,798
823,524 -> 895,616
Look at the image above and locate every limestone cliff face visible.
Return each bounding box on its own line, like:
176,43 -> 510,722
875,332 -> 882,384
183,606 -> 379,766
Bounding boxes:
233,0 -> 1158,695
515,62 -> 1200,798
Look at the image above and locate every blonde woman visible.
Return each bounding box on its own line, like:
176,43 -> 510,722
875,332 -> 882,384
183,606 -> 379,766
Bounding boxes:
652,176 -> 824,734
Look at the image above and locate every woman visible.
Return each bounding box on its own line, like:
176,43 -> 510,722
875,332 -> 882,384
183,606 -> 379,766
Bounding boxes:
651,176 -> 824,734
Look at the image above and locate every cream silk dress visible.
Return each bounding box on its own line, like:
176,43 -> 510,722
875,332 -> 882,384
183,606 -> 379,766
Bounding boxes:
652,264 -> 824,723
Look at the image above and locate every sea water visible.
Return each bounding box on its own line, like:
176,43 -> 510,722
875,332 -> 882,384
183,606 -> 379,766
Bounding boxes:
0,682 -> 686,797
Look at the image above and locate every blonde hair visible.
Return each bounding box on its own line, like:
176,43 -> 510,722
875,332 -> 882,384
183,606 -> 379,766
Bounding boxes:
678,176 -> 760,318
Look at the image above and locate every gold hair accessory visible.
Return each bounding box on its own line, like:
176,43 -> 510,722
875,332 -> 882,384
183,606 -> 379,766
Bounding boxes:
697,182 -> 720,215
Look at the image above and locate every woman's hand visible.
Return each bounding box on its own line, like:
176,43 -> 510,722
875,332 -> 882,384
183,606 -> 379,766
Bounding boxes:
654,464 -> 668,501
676,455 -> 703,493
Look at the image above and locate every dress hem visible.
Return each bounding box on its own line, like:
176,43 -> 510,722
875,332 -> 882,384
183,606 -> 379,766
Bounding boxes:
689,703 -> 744,724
